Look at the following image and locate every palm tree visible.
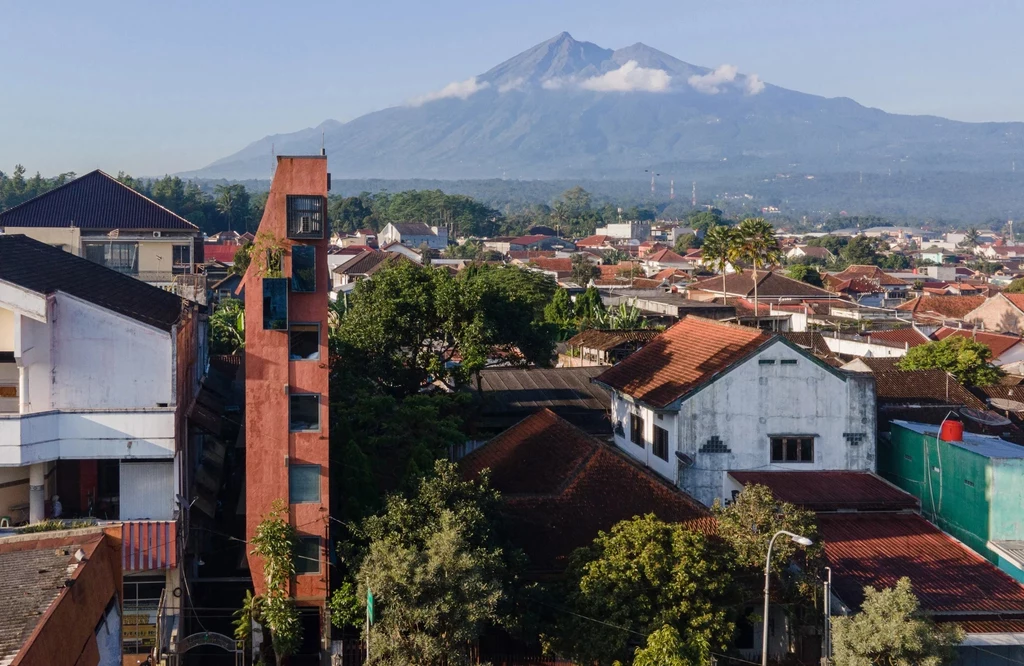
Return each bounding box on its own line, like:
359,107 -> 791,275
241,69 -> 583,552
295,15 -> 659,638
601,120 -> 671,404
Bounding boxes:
736,217 -> 781,329
701,224 -> 740,305
961,226 -> 981,249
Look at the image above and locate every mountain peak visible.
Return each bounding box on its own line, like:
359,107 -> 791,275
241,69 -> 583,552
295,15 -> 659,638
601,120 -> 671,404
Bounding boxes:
480,32 -> 611,87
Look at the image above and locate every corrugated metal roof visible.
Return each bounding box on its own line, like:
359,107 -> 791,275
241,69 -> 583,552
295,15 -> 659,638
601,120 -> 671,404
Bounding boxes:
892,420 -> 1024,459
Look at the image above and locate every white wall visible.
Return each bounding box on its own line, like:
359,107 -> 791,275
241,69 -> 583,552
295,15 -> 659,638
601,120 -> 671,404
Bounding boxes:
611,339 -> 876,506
120,460 -> 174,520
0,306 -> 13,350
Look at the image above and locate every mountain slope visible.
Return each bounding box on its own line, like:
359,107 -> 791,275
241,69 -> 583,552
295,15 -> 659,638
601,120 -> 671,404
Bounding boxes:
186,32 -> 1023,181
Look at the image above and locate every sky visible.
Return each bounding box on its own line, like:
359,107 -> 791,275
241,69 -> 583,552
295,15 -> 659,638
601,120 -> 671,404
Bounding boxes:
2,0 -> 1022,176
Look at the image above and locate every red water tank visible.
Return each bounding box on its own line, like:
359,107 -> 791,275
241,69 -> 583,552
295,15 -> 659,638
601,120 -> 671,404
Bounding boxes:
940,419 -> 964,442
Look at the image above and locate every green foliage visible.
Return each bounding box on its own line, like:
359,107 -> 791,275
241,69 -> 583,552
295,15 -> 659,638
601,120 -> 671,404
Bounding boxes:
1005,278 -> 1024,293
959,227 -> 981,249
18,519 -> 95,533
831,578 -> 963,666
230,242 -> 252,275
544,515 -> 735,666
591,302 -> 650,330
674,233 -> 700,252
632,625 -> 709,666
787,264 -> 824,287
327,581 -> 364,629
0,165 -> 77,212
688,210 -> 725,234
247,500 -> 301,665
330,195 -> 377,234
841,235 -> 883,266
805,234 -> 850,255
570,253 -> 600,286
736,218 -> 781,322
574,286 -> 606,326
879,252 -> 912,270
544,288 -> 578,337
209,298 -> 245,355
215,184 -> 251,233
897,336 -> 1004,386
354,461 -> 511,665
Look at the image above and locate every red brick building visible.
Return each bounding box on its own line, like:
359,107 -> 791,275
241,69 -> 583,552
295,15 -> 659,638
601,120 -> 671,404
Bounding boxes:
244,157 -> 331,646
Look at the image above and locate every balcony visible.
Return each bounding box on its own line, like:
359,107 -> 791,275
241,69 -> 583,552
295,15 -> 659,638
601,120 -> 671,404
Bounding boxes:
0,408 -> 176,465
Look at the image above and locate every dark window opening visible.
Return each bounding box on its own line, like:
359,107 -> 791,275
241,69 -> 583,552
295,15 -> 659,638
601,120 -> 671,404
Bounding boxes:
289,394 -> 320,432
287,195 -> 325,239
964,479 -> 975,488
770,436 -> 814,463
780,359 -> 798,366
289,324 -> 320,361
291,245 -> 316,292
295,536 -> 322,574
263,278 -> 288,330
759,359 -> 776,365
84,242 -> 139,274
630,413 -> 645,448
653,426 -> 669,461
289,465 -> 321,503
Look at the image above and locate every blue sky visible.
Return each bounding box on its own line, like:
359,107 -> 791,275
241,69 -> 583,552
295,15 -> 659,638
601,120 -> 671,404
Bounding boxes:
2,0 -> 1020,176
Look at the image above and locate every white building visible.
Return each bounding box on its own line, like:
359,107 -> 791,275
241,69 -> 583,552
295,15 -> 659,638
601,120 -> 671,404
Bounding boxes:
378,222 -> 449,250
594,316 -> 877,506
595,221 -> 651,242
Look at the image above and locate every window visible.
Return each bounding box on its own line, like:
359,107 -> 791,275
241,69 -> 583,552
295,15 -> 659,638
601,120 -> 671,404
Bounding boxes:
289,324 -> 320,361
964,479 -> 975,488
770,436 -> 814,463
263,278 -> 288,330
653,426 -> 669,461
84,242 -> 139,274
759,359 -> 776,366
630,413 -> 645,447
172,245 -> 192,274
291,245 -> 316,292
780,359 -> 798,366
287,195 -> 325,239
294,536 -> 321,574
289,465 -> 321,503
289,394 -> 320,432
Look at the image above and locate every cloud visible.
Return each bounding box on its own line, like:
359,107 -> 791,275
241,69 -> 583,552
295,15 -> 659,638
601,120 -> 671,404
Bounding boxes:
687,64 -> 738,94
409,76 -> 490,106
745,73 -> 766,95
541,77 -> 570,90
498,77 -> 526,93
578,60 -> 671,92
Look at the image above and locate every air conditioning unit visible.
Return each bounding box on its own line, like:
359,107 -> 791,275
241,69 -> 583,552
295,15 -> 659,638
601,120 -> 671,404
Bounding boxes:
153,231 -> 162,238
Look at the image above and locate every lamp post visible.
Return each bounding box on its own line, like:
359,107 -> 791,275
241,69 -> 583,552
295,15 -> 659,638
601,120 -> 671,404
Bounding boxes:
762,530 -> 814,666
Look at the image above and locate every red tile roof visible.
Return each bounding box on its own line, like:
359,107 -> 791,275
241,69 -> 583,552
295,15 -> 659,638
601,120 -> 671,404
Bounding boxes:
595,316 -> 771,407
529,258 -> 573,272
830,265 -> 908,286
865,328 -> 931,348
728,471 -> 919,512
576,235 -> 612,247
461,409 -> 714,571
819,513 -> 1024,613
895,295 -> 986,321
511,234 -> 551,246
1002,293 -> 1024,313
645,248 -> 689,264
689,270 -> 834,298
934,327 -> 1024,358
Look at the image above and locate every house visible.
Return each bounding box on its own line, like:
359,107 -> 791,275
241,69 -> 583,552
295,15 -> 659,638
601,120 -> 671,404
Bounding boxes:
575,234 -> 613,249
687,269 -> 836,304
508,234 -> 575,252
595,221 -> 651,241
934,327 -> 1024,369
0,170 -> 204,290
0,234 -> 205,656
353,228 -> 378,247
963,293 -> 1024,334
210,272 -> 243,304
601,290 -> 737,324
380,240 -> 426,263
895,294 -> 987,325
564,329 -> 660,366
642,248 -> 692,274
378,222 -> 448,250
331,249 -> 415,290
863,326 -> 931,349
459,409 -> 714,573
786,245 -> 835,263
243,156 -> 331,644
979,245 -> 1024,260
827,265 -> 908,305
592,317 -> 877,506
0,527 -> 124,666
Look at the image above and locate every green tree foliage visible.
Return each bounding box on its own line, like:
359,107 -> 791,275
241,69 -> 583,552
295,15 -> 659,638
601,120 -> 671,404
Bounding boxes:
570,253 -> 600,286
330,195 -> 377,234
0,165 -> 77,212
674,233 -> 700,252
897,336 -> 1004,386
688,210 -> 725,234
632,625 -> 709,666
352,460 -> 511,665
230,242 -> 252,275
574,286 -> 606,326
841,235 -> 883,266
592,302 -> 650,330
805,235 -> 850,256
544,515 -> 735,666
209,298 -> 245,354
831,578 -> 963,666
787,264 -> 824,287
702,225 -> 741,303
736,218 -> 781,324
959,227 -> 981,249
879,252 -> 912,270
1005,278 -> 1024,293
382,189 -> 501,237
553,186 -> 598,236
544,288 -> 577,336
215,184 -> 251,234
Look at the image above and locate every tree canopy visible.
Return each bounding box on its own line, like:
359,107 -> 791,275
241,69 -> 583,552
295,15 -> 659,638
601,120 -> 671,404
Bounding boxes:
787,264 -> 824,287
897,336 -> 1004,386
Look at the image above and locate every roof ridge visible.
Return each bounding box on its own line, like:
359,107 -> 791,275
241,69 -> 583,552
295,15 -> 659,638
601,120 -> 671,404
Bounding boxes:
0,169 -> 103,219
102,170 -> 199,230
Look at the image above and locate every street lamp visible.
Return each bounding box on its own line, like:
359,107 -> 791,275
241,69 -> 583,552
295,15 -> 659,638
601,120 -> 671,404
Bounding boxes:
762,530 -> 814,666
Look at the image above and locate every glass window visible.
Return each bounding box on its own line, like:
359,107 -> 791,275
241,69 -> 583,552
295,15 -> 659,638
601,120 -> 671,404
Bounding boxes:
770,436 -> 814,463
291,245 -> 316,292
294,536 -> 321,575
630,413 -> 644,448
84,242 -> 139,274
289,465 -> 321,503
289,394 -> 320,432
263,278 -> 288,330
286,196 -> 325,239
653,426 -> 669,461
172,244 -> 191,266
289,324 -> 320,361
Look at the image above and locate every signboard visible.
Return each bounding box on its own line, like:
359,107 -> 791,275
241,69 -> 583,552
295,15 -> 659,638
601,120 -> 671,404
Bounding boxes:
123,608 -> 157,649
177,632 -> 240,653
0,386 -> 17,399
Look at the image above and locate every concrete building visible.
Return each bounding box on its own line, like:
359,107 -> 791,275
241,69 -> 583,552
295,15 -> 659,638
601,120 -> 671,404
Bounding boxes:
378,222 -> 448,250
243,156 -> 331,651
0,170 -> 204,291
593,317 -> 877,506
963,293 -> 1024,334
595,221 -> 651,241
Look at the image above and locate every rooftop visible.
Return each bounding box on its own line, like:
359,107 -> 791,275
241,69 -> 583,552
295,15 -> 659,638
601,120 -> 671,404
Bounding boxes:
830,265 -> 909,286
389,222 -> 436,236
688,269 -> 835,299
0,170 -> 197,231
892,420 -> 1024,459
474,367 -> 611,434
895,295 -> 986,321
935,327 -> 1024,357
865,327 -> 932,348
728,471 -> 919,512
566,329 -> 660,352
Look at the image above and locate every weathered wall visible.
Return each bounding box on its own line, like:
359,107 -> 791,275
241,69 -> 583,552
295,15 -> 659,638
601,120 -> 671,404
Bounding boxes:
965,296 -> 1023,333
0,306 -> 14,350
1,227 -> 81,254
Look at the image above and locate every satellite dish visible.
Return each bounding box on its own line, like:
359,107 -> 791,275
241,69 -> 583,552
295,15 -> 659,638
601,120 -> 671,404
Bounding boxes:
675,451 -> 694,468
960,407 -> 1012,426
988,398 -> 1024,412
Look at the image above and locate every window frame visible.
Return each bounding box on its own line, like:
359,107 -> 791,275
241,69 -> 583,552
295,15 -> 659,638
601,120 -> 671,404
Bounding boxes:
288,464 -> 321,504
288,393 -> 321,432
769,436 -> 815,463
291,245 -> 317,293
630,412 -> 645,448
262,278 -> 289,330
286,195 -> 326,239
289,323 -> 321,361
653,425 -> 669,461
294,535 -> 322,575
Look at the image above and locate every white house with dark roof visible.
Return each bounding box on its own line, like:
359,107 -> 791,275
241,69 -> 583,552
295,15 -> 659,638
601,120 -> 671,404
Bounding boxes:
378,221 -> 449,250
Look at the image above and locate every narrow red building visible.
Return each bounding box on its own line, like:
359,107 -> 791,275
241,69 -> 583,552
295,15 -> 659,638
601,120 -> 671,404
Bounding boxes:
244,156 -> 331,654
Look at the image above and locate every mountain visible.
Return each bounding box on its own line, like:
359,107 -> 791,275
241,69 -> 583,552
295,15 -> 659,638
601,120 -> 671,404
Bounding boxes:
185,32 -> 1023,181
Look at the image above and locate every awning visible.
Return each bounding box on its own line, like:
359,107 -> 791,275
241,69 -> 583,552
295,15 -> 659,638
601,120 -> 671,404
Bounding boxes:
123,520 -> 177,571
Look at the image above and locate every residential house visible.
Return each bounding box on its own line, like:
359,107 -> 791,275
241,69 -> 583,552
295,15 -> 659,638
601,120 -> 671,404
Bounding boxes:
915,246 -> 956,264
0,234 -> 205,658
786,245 -> 835,263
575,234 -> 613,250
934,327 -> 1024,370
0,170 -> 204,290
331,249 -> 415,291
979,245 -> 1024,260
964,293 -> 1024,334
564,329 -> 660,366
508,234 -> 575,252
827,265 -> 909,306
895,294 -> 987,326
593,317 -> 877,506
380,240 -> 426,263
601,290 -> 737,325
687,269 -> 836,305
863,326 -> 931,349
642,248 -> 692,274
595,221 -> 651,241
243,156 -> 331,649
378,221 -> 448,250
210,272 -> 243,304
353,228 -> 377,247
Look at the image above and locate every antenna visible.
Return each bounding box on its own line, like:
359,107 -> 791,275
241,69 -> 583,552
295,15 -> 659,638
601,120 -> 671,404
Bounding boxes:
691,181 -> 696,207
670,179 -> 675,200
321,129 -> 326,156
271,142 -> 276,178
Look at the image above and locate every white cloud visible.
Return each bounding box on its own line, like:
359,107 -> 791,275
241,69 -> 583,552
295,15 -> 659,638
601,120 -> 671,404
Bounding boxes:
578,60 -> 671,92
498,77 -> 526,93
408,76 -> 490,106
687,64 -> 738,94
745,73 -> 766,95
541,77 -> 570,90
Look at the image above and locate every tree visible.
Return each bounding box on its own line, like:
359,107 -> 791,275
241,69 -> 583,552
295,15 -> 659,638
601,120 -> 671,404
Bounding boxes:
959,227 -> 981,249
574,286 -> 605,327
879,252 -> 912,271
215,184 -> 250,233
544,288 -> 577,336
230,242 -> 252,275
209,298 -> 245,354
633,625 -> 709,666
736,218 -> 780,326
787,264 -> 824,287
544,515 -> 735,666
831,578 -> 962,666
688,210 -> 724,234
702,225 -> 740,305
842,235 -> 882,266
570,253 -> 600,286
593,301 -> 649,330
352,460 -> 510,665
897,336 -> 1004,386
674,233 -> 700,253
1005,277 -> 1024,293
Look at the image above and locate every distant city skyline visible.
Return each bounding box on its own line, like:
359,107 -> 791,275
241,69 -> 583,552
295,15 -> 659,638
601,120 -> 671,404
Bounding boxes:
2,0 -> 1021,176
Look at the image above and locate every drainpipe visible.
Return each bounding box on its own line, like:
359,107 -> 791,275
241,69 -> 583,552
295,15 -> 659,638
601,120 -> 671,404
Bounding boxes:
29,463 -> 45,523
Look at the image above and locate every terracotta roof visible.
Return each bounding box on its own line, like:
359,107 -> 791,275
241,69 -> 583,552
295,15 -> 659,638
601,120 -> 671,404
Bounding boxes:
949,617 -> 1024,634
1002,294 -> 1024,313
595,316 -> 772,408
645,248 -> 689,264
895,295 -> 986,321
356,228 -> 376,236
819,512 -> 1024,613
779,332 -> 837,362
824,274 -> 879,294
511,234 -> 551,246
870,367 -> 986,409
567,329 -> 660,352
934,327 -> 1024,358
792,246 -> 833,259
530,258 -> 573,272
831,265 -> 908,286
728,471 -> 919,512
0,234 -> 187,331
0,170 -> 198,230
688,270 -> 834,298
865,328 -> 931,348
389,222 -> 435,236
461,409 -> 714,571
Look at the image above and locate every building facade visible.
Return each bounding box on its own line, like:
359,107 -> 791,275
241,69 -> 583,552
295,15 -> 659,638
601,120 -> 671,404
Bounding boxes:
378,222 -> 448,250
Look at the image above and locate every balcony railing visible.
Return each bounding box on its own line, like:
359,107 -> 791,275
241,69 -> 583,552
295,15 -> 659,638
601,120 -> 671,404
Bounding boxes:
286,195 -> 326,239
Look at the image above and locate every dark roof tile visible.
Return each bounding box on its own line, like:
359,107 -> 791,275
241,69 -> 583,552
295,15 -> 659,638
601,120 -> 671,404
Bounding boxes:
729,471 -> 919,512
